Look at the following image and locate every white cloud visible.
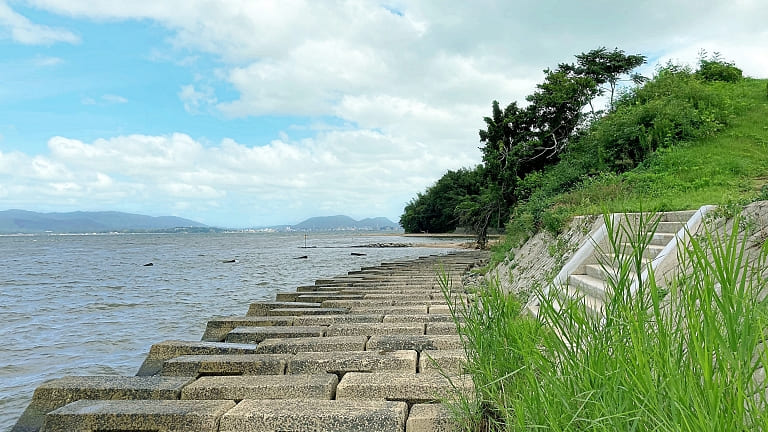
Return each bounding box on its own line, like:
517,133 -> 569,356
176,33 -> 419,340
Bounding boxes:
102,94 -> 127,104
0,0 -> 79,44
3,0 -> 768,225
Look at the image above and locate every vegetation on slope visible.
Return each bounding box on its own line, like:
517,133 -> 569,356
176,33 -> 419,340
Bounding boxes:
441,214 -> 768,431
401,49 -> 768,258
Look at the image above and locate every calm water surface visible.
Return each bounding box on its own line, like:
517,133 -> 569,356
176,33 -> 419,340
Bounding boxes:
0,231 -> 459,431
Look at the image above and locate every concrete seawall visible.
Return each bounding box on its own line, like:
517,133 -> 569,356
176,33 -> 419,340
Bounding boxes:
13,250 -> 488,432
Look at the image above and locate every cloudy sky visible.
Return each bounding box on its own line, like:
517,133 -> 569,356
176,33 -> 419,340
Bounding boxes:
0,1 -> 766,227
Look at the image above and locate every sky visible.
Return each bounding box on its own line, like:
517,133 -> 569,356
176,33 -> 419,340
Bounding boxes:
0,1 -> 766,228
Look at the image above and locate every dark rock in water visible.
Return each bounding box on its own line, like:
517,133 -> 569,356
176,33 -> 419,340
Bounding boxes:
294,255 -> 308,259
143,262 -> 154,267
222,259 -> 237,263
351,252 -> 367,256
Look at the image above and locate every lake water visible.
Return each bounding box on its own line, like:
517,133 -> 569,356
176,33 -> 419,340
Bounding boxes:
0,231 -> 461,431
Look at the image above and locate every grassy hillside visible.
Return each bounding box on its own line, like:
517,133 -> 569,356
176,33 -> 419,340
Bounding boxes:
558,78 -> 768,214
493,76 -> 768,261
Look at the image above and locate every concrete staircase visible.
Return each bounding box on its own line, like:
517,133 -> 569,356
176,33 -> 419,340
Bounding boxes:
14,250 -> 488,432
527,206 -> 714,318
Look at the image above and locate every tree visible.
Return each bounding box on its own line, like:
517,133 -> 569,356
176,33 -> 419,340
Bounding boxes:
574,47 -> 646,108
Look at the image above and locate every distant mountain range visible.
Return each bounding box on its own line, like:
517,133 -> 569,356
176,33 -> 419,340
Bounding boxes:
0,210 -> 208,234
287,215 -> 400,231
0,210 -> 401,234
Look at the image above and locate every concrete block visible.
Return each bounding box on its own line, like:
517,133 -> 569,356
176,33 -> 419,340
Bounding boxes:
40,399 -> 235,432
287,350 -> 417,375
262,307 -> 349,316
225,325 -> 326,343
420,350 -> 468,374
336,372 -> 473,404
367,335 -> 463,352
255,336 -> 368,354
137,340 -> 259,376
297,293 -> 364,303
219,399 -> 407,432
363,293 -> 433,300
406,404 -> 459,432
326,323 -> 424,337
322,299 -> 394,308
428,305 -> 451,314
393,299 -> 448,306
274,292 -> 300,301
352,306 -> 429,315
11,376 -> 193,432
246,301 -> 320,316
426,322 -> 458,335
202,316 -> 295,342
293,314 -> 383,326
160,354 -> 292,377
383,314 -> 458,323
181,374 -> 338,400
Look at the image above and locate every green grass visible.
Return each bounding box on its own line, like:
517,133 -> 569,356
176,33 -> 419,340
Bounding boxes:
557,79 -> 768,215
442,212 -> 768,431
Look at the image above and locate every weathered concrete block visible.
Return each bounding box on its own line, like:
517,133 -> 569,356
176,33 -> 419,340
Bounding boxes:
406,404 -> 459,432
322,299 -> 394,308
219,399 -> 407,432
426,322 -> 458,335
419,350 -> 468,374
287,350 -> 417,375
181,374 -> 338,400
326,323 -> 425,337
274,292 -> 300,301
293,314 -> 383,326
363,293 -> 434,300
429,305 -> 451,314
12,376 -> 193,432
336,372 -> 473,404
367,335 -> 463,352
383,314 -> 458,323
202,316 -> 295,342
262,307 -> 349,316
246,301 -> 321,316
297,293 -> 364,303
225,325 -> 326,343
40,399 -> 235,432
137,340 -> 259,376
352,306 -> 429,315
160,354 -> 292,377
393,299 -> 448,306
255,336 -> 368,354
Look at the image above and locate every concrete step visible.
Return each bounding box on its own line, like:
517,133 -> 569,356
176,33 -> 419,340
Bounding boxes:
366,335 -> 463,352
383,314 -> 458,323
352,305 -> 429,315
257,307 -> 349,316
419,349 -> 467,375
181,374 -> 338,400
225,326 -> 326,343
160,354 -> 292,377
558,285 -> 605,316
326,322 -> 425,337
650,232 -> 676,246
138,340 -> 260,376
426,322 -> 458,335
336,372 -> 472,404
246,301 -> 321,316
322,299 -> 395,308
219,399 -> 408,432
255,336 -> 368,354
407,404 -> 459,432
567,274 -> 608,300
202,316 -> 295,342
287,350 -> 418,375
293,314 -> 383,326
297,293 -> 365,303
41,399 -> 235,432
13,376 -> 194,432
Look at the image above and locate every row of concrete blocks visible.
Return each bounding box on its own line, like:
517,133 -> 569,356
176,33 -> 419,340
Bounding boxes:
20,375 -> 469,431
15,251 -> 488,431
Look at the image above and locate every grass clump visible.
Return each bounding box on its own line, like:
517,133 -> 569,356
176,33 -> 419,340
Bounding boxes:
442,212 -> 768,431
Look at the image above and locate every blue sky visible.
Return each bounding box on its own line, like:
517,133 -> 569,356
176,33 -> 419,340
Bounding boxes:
1,1 -> 766,227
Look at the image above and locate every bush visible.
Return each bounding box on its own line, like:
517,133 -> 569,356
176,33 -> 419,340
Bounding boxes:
699,58 -> 743,82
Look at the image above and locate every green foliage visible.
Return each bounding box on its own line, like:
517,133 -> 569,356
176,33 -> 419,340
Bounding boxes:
697,51 -> 743,82
443,212 -> 768,431
400,166 -> 484,233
